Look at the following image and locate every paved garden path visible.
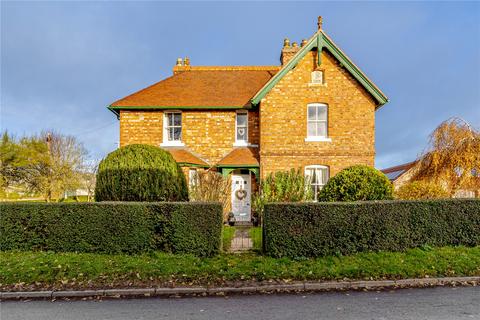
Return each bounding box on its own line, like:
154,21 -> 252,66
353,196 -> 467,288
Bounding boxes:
229,227 -> 252,252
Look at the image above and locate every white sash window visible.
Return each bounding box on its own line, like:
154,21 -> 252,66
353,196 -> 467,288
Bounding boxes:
305,165 -> 329,201
161,111 -> 184,146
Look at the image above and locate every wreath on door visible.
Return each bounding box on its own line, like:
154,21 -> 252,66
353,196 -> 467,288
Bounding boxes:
235,189 -> 247,200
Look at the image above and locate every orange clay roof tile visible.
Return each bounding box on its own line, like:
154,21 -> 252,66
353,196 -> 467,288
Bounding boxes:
216,147 -> 259,167
110,67 -> 280,108
165,148 -> 209,167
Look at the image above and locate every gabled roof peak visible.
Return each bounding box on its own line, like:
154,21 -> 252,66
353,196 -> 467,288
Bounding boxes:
252,27 -> 389,108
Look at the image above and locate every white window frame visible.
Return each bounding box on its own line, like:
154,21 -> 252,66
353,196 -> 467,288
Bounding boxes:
305,103 -> 331,142
233,110 -> 249,147
305,165 -> 329,201
161,111 -> 184,147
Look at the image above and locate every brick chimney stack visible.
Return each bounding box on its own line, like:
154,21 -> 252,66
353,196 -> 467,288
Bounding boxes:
280,37 -> 300,65
173,57 -> 192,74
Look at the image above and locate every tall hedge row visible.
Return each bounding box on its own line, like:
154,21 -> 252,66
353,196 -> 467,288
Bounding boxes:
264,199 -> 480,258
0,202 -> 222,256
95,144 -> 188,202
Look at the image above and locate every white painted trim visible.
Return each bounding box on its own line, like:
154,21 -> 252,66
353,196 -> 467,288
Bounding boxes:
233,141 -> 249,147
306,103 -> 329,140
305,137 -> 332,142
163,111 -> 183,145
160,141 -> 185,147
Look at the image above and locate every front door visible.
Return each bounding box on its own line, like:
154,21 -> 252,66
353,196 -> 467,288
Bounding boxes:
231,173 -> 251,222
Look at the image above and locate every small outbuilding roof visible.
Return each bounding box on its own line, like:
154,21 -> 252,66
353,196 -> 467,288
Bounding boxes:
216,147 -> 259,167
165,148 -> 209,167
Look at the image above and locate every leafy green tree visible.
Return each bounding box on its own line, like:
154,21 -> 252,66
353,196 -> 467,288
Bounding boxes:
0,131 -> 86,201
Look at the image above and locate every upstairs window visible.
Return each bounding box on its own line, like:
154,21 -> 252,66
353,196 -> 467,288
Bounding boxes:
307,103 -> 328,139
311,70 -> 324,84
305,165 -> 329,201
235,111 -> 248,145
164,112 -> 182,142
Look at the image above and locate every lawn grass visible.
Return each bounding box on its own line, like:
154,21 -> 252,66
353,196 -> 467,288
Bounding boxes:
1,246 -> 479,291
249,227 -> 262,252
222,226 -> 236,252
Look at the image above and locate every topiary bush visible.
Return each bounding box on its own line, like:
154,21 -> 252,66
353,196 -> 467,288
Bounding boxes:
95,144 -> 188,202
395,181 -> 449,200
318,165 -> 393,201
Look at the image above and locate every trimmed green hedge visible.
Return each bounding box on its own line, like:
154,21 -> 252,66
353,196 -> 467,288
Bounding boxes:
0,202 -> 222,256
264,199 -> 480,258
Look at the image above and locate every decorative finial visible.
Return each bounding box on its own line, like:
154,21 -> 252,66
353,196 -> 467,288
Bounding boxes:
176,58 -> 183,66
301,39 -> 308,47
283,38 -> 290,47
292,42 -> 298,48
317,16 -> 323,30
184,57 -> 190,66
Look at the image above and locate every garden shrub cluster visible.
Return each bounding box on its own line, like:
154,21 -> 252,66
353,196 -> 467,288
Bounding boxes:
395,181 -> 449,200
95,144 -> 188,202
318,165 -> 393,201
264,199 -> 480,258
0,202 -> 222,256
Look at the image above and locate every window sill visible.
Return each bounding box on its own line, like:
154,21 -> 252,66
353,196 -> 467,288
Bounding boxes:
305,137 -> 332,142
233,141 -> 258,147
160,141 -> 185,147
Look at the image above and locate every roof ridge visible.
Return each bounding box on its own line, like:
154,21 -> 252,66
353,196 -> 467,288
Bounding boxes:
174,66 -> 281,71
381,161 -> 417,173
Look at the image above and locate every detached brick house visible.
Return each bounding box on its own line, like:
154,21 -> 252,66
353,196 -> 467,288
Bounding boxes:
108,17 -> 389,221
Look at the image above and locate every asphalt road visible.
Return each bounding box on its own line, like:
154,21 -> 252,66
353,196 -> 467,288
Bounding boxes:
1,286 -> 479,320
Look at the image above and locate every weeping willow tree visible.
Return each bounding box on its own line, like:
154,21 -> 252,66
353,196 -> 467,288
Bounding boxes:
412,118 -> 480,197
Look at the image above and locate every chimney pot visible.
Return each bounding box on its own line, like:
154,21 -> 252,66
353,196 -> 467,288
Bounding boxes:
292,42 -> 298,48
301,39 -> 308,47
176,58 -> 183,66
283,38 -> 290,47
184,57 -> 190,66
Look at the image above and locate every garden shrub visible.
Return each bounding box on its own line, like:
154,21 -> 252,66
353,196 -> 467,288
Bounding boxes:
395,181 -> 449,200
252,168 -> 312,220
263,199 -> 480,258
318,165 -> 393,201
0,202 -> 222,256
95,144 -> 188,202
189,170 -> 231,220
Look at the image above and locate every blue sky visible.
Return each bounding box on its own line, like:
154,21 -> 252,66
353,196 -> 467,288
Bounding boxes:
1,1 -> 479,169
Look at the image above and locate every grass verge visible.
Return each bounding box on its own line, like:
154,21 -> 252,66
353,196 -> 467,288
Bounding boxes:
1,246 -> 479,291
222,226 -> 236,252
